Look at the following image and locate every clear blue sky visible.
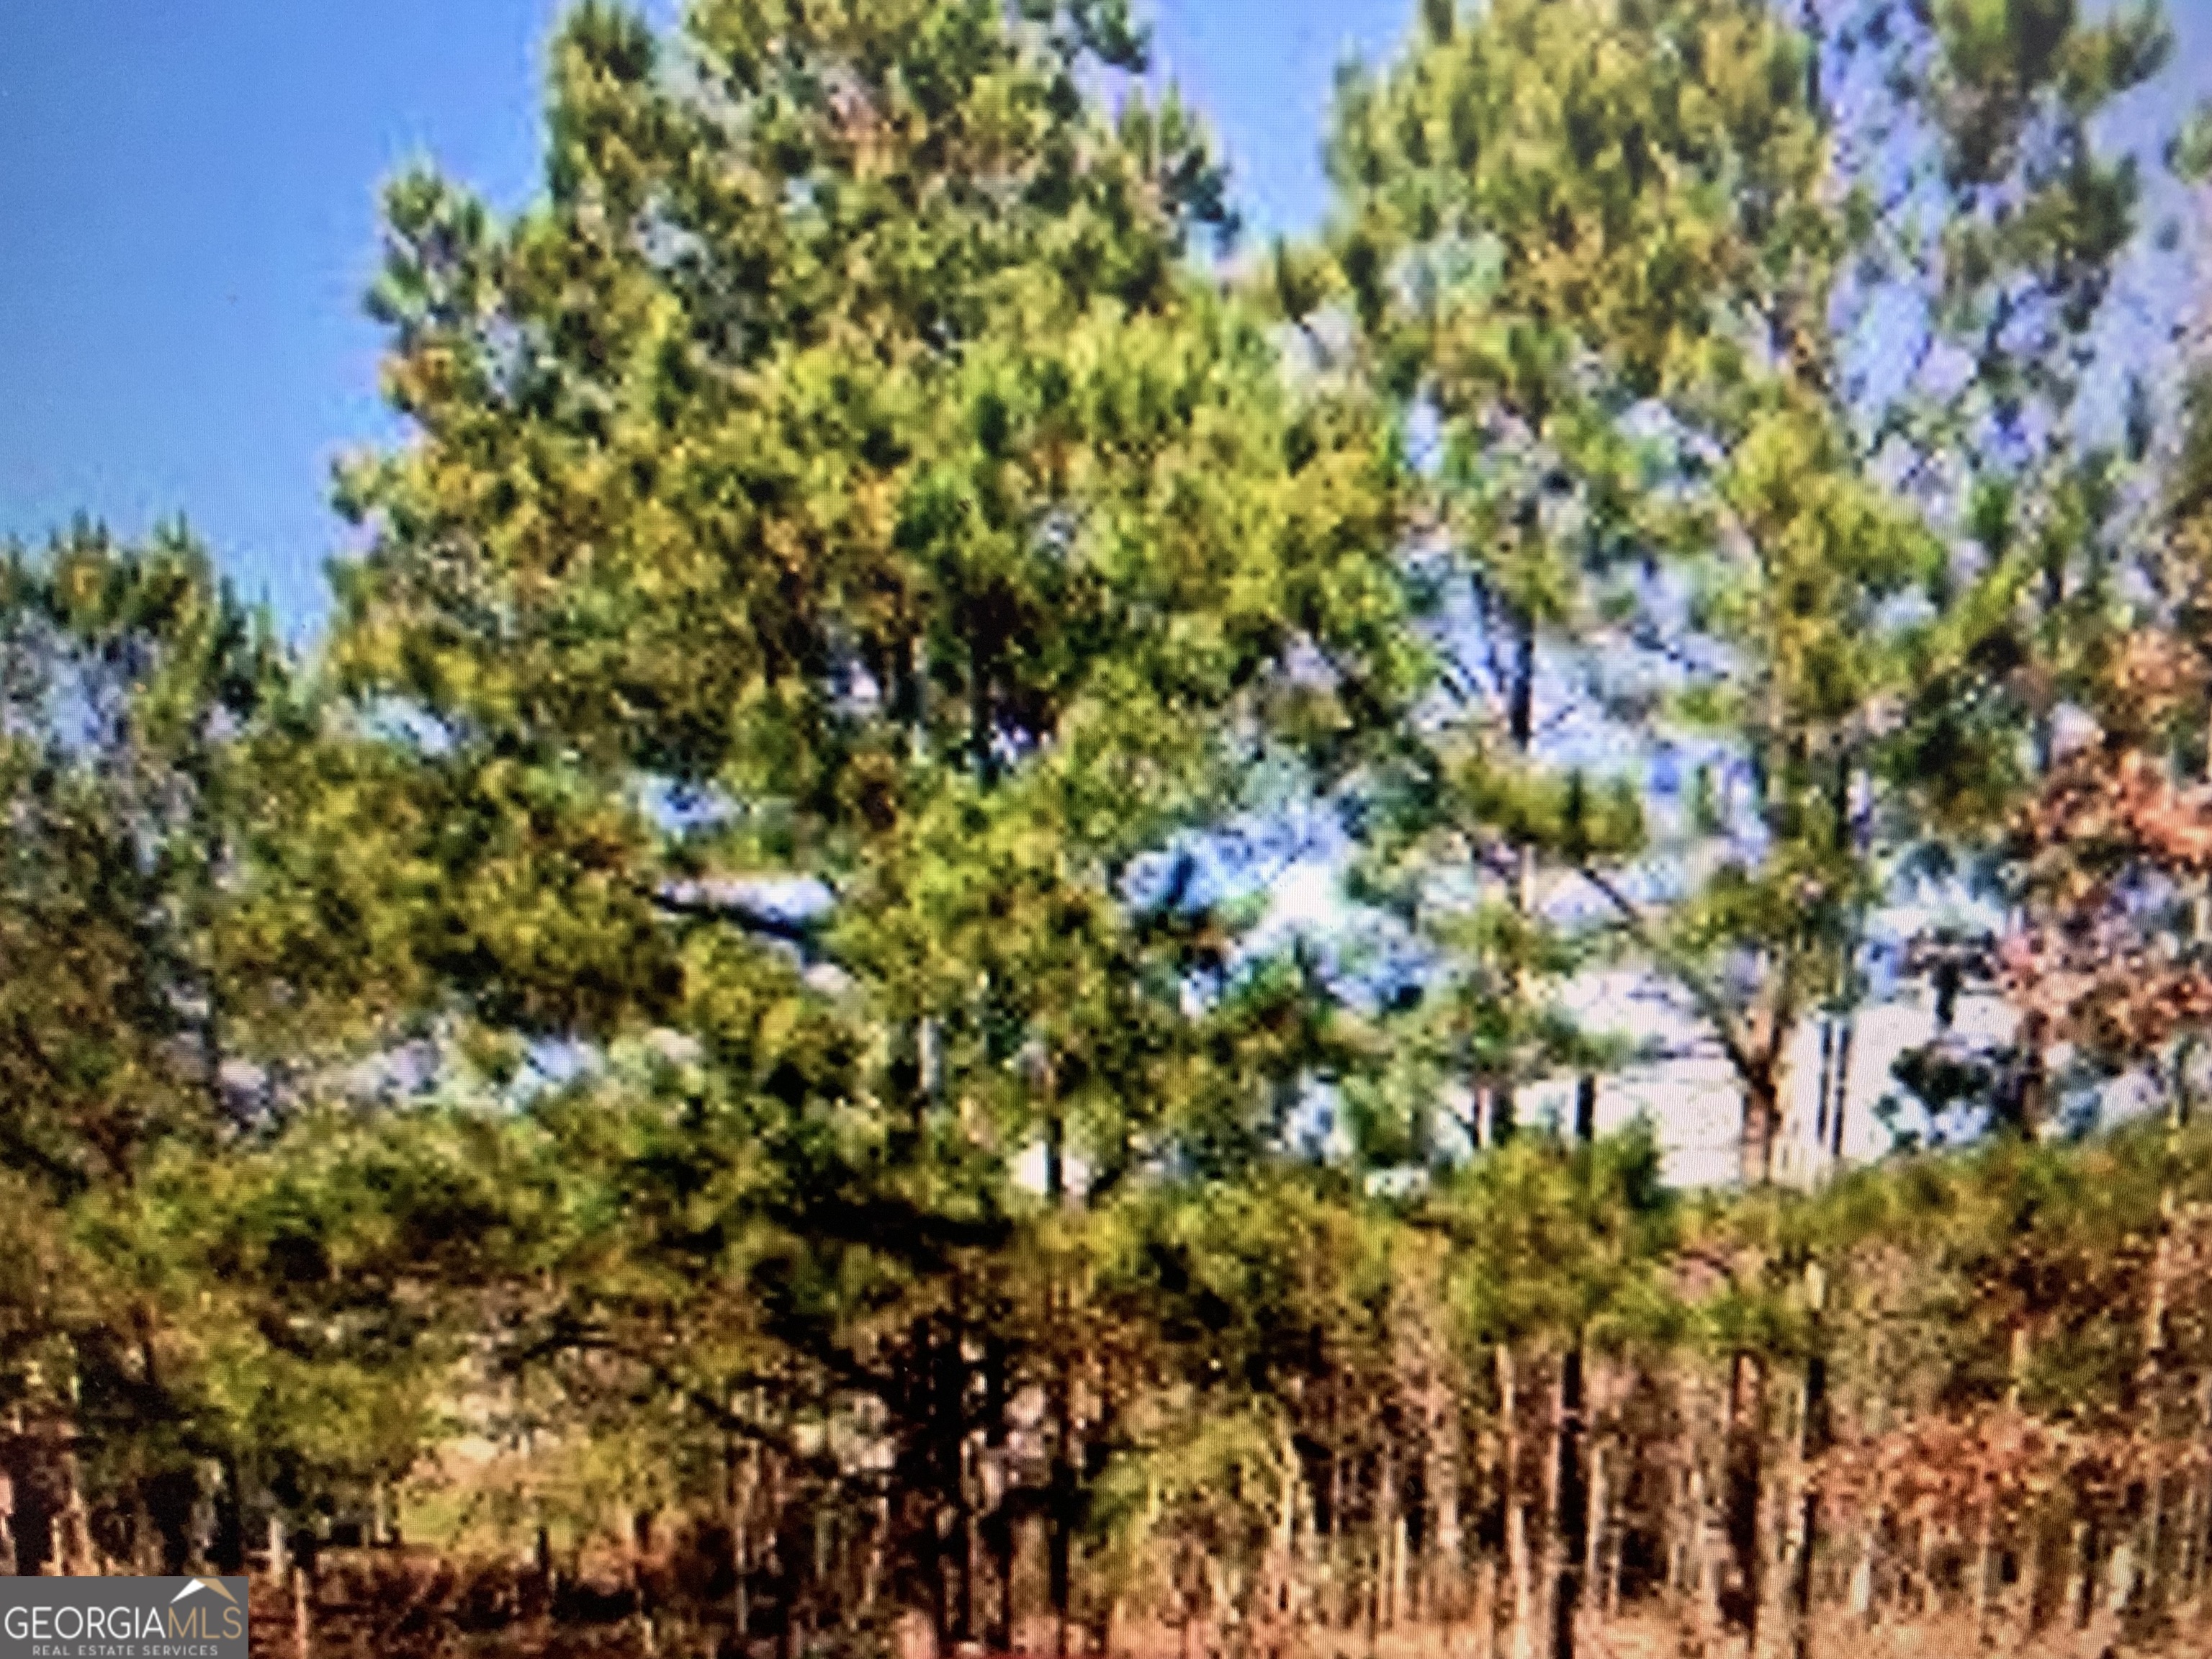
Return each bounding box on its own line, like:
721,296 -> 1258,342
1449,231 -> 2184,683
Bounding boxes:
0,0 -> 2203,631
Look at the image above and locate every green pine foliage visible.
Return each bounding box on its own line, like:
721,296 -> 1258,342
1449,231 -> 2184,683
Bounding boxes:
13,0 -> 2212,1655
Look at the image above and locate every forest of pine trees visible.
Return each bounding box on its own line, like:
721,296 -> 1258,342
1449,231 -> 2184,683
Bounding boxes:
13,0 -> 2212,1656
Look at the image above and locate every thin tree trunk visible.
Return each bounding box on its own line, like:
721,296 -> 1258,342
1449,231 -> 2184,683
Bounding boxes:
1272,1422 -> 1303,1632
1785,1264 -> 1830,1659
1845,1499 -> 1877,1626
1492,602 -> 1536,1154
2138,1103 -> 2183,1617
1913,1516 -> 1936,1620
2194,1374 -> 2212,1623
53,1434 -> 90,1577
1378,1449 -> 1402,1631
1601,1485 -> 1623,1623
1813,1020 -> 1836,1166
1741,1075 -> 1783,1190
764,1443 -> 793,1659
1686,1372 -> 1725,1650
1431,1383 -> 1465,1627
1050,1326 -> 1075,1659
984,1333 -> 1015,1653
2067,1519 -> 2095,1630
2180,1476 -> 2203,1611
2019,1506 -> 2052,1640
1725,1351 -> 1767,1649
2005,1327 -> 2038,1648
1665,1449 -> 1691,1595
1393,1491 -> 1410,1630
1330,1442 -> 1348,1629
732,1435 -> 756,1641
1583,1436 -> 1606,1627
1550,1344 -> 1587,1659
629,1506 -> 660,1659
1499,1348 -> 1534,1659
6,1415 -> 48,1578
1367,1498 -> 1382,1659
1083,1367 -> 1117,1658
2108,1529 -> 2137,1618
1043,1058 -> 1075,1659
864,1494 -> 889,1615
1827,1020 -> 1854,1166
213,1451 -> 244,1575
1971,1496 -> 1997,1648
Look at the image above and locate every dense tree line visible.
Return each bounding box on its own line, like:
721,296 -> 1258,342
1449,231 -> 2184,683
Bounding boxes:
9,0 -> 2212,1656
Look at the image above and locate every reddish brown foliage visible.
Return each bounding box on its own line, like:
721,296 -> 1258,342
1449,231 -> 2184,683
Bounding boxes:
2004,634 -> 2212,1061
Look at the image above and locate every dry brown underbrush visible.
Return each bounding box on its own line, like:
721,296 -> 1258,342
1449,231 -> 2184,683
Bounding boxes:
234,1557 -> 2212,1659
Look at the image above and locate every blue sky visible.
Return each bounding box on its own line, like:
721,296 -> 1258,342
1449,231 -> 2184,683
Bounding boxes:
0,0 -> 1403,629
1,0 -> 2206,631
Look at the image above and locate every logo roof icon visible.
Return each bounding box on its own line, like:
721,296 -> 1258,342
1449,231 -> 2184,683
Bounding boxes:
169,1580 -> 239,1606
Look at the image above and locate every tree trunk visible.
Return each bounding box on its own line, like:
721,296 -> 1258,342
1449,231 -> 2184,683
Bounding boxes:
938,1308 -> 974,1647
1584,1437 -> 1607,1628
1912,1516 -> 1936,1620
1601,1482 -> 1624,1623
1550,1344 -> 1587,1659
2195,1374 -> 2212,1624
208,1452 -> 243,1575
984,1333 -> 1015,1653
1725,1352 -> 1767,1647
2018,1504 -> 2052,1640
2066,1519 -> 2095,1630
1685,1372 -> 1725,1650
1741,1076 -> 1782,1189
2108,1530 -> 2137,1619
629,1506 -> 660,1659
1490,1082 -> 1518,1148
1784,1266 -> 1830,1659
1970,1495 -> 1997,1648
1392,1485 -> 1410,1631
1050,1331 -> 1076,1659
1499,1348 -> 1534,1659
1493,601 -> 1536,1157
6,1414 -> 50,1576
2137,1112 -> 2182,1616
1430,1383 -> 1465,1626
1367,1501 -> 1382,1659
1377,1449 -> 1402,1631
1826,1020 -> 1854,1165
732,1437 -> 757,1641
864,1495 -> 889,1615
1813,1020 -> 1836,1165
1845,1501 -> 1876,1625
1329,1442 -> 1349,1629
53,1433 -> 91,1576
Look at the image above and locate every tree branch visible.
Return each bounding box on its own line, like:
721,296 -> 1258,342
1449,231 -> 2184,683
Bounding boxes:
642,878 -> 828,953
1575,863 -> 1761,1086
